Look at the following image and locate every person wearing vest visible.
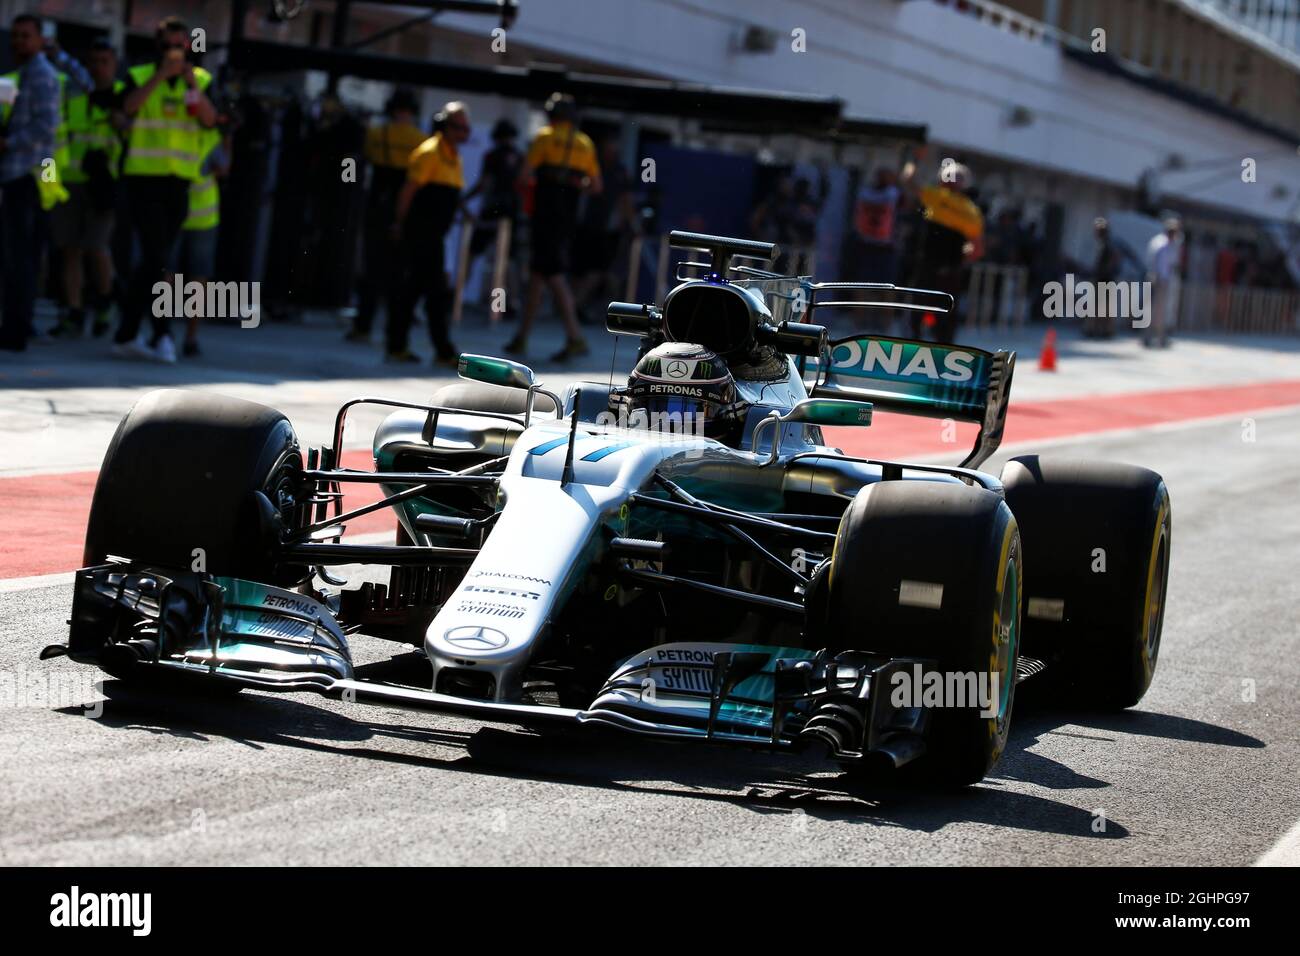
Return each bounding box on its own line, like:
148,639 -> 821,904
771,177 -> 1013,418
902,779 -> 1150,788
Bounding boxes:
505,93 -> 602,363
113,16 -> 216,364
349,88 -> 425,343
50,39 -> 126,339
0,15 -> 59,350
174,124 -> 228,356
899,148 -> 984,344
387,100 -> 469,366
3,70 -> 72,209
1,35 -> 91,201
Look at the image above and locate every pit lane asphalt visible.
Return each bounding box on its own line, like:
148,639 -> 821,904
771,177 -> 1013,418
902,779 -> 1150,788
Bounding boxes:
2,407 -> 1298,866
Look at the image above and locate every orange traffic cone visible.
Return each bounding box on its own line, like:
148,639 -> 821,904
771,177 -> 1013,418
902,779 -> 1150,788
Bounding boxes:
1038,328 -> 1058,372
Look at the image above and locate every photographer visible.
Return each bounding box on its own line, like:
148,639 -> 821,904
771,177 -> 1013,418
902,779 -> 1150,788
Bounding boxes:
112,15 -> 216,363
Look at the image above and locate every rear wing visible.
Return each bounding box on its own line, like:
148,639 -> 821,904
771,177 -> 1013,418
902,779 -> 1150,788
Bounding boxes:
732,276 -> 957,326
807,334 -> 1015,470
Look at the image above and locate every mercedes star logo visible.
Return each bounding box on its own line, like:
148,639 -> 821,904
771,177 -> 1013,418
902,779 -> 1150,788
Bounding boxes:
666,360 -> 689,379
444,625 -> 509,650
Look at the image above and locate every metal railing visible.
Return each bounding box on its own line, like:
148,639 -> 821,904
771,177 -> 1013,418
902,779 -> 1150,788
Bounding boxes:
965,263 -> 1029,330
441,226 -> 1299,338
931,0 -> 1058,43
1178,281 -> 1300,334
451,216 -> 515,325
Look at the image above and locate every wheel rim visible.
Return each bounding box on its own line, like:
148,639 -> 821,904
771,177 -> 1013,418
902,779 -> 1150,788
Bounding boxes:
266,451 -> 303,530
993,556 -> 1019,730
1143,531 -> 1168,667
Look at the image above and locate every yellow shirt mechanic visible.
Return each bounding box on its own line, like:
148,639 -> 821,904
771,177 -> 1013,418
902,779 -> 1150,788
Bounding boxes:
364,119 -> 426,171
389,104 -> 470,365
525,121 -> 600,186
406,130 -> 464,190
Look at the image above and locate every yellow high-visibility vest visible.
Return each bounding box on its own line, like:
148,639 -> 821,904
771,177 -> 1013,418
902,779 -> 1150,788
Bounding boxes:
920,184 -> 984,241
183,127 -> 222,231
63,80 -> 126,184
0,69 -> 70,209
52,74 -> 71,177
123,62 -> 212,180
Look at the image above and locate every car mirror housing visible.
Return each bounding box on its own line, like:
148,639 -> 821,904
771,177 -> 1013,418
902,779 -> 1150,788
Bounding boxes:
784,397 -> 873,428
458,353 -> 536,391
753,398 -> 873,466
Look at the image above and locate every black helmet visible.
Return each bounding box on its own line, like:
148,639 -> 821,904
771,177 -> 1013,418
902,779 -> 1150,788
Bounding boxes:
614,342 -> 743,440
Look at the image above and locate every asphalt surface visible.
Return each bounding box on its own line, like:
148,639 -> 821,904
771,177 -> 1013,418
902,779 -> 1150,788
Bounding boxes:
3,404 -> 1298,865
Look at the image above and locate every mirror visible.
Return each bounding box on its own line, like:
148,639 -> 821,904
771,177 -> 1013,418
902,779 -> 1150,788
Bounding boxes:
753,398 -> 873,466
458,353 -> 535,390
783,397 -> 873,427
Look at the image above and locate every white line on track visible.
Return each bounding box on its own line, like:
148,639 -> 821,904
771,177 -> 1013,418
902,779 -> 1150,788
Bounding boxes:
5,403 -> 1300,480
1255,817 -> 1300,866
4,404 -> 1300,592
0,531 -> 396,594
891,402 -> 1300,464
0,570 -> 77,593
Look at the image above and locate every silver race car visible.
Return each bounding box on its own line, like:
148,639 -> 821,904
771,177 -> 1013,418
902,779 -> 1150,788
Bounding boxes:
45,231 -> 1171,785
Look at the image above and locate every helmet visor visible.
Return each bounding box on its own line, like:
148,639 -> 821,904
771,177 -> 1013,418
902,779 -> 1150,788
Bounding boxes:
634,395 -> 714,432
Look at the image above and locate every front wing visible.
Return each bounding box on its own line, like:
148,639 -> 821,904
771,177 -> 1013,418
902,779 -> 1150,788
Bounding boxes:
46,562 -> 940,767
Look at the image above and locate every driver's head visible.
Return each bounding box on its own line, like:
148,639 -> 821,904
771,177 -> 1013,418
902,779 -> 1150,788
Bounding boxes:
614,342 -> 743,441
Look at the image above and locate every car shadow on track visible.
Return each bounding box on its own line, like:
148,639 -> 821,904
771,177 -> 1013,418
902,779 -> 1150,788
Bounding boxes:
81,679 -> 479,755
73,666 -> 1260,842
994,693 -> 1265,790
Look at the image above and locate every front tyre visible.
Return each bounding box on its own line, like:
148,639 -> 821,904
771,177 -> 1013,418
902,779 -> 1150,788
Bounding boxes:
824,481 -> 1022,786
84,388 -> 305,586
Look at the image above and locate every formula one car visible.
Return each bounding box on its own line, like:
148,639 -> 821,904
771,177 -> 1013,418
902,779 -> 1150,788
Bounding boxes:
44,231 -> 1171,785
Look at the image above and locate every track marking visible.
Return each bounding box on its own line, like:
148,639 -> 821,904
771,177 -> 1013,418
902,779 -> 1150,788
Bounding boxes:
4,394 -> 1300,582
904,401 -> 1300,464
990,402 -> 1300,457
0,570 -> 78,593
835,377 -> 1300,461
0,531 -> 395,594
1255,817 -> 1300,866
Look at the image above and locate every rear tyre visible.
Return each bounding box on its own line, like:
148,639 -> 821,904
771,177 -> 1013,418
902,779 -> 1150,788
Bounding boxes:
824,480 -> 1022,786
84,388 -> 304,587
1000,456 -> 1171,709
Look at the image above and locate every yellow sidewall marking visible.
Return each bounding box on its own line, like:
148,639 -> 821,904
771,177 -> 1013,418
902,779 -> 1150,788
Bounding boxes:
988,518 -> 1018,750
1138,492 -> 1169,680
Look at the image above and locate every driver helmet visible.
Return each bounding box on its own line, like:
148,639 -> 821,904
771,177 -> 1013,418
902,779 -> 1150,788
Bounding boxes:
614,342 -> 744,440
